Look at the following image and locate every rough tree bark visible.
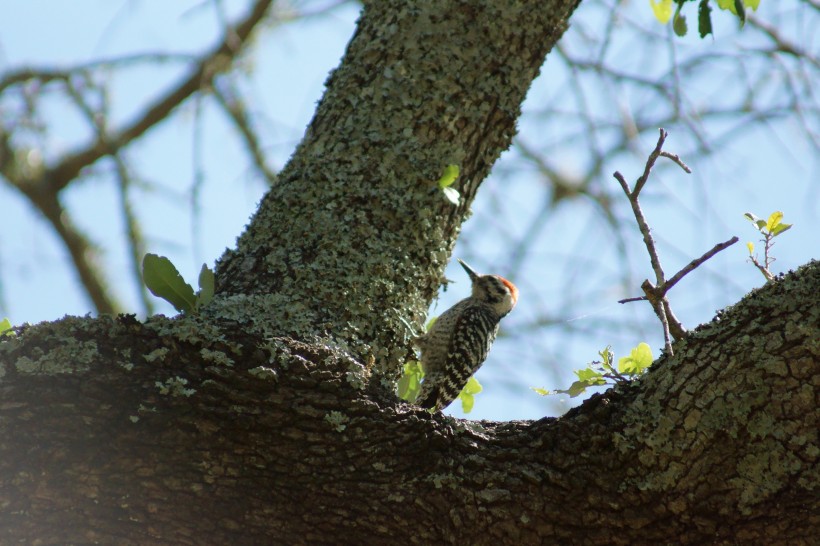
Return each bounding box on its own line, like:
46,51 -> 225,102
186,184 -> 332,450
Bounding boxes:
1,1 -> 817,544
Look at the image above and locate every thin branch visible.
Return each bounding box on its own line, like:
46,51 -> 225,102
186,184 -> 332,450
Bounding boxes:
43,0 -> 274,193
659,150 -> 691,173
0,53 -> 194,94
613,128 -> 728,351
613,166 -> 665,285
618,295 -> 646,304
661,236 -> 740,295
112,156 -> 154,315
632,128 -> 668,197
212,78 -> 278,185
35,191 -> 119,314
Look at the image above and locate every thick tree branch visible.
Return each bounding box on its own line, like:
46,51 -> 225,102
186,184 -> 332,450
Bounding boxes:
1,261 -> 816,544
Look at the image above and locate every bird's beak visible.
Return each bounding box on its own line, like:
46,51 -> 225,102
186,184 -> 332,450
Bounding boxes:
457,259 -> 479,281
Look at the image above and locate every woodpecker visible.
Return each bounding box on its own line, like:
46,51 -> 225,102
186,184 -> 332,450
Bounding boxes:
414,259 -> 518,411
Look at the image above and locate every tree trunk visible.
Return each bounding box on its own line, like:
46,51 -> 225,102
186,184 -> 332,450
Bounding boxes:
213,0 -> 581,379
1,1 -> 817,544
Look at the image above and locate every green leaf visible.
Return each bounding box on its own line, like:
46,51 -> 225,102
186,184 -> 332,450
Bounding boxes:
462,376 -> 483,396
766,211 -> 784,233
649,0 -> 674,24
734,0 -> 746,25
744,212 -> 767,231
0,317 -> 14,337
457,376 -> 482,413
746,241 -> 755,255
559,380 -> 594,398
618,342 -> 654,375
142,253 -> 197,313
196,264 -> 215,310
771,223 -> 792,237
437,164 -> 460,189
673,8 -> 688,37
398,361 -> 424,402
575,367 -> 604,383
717,0 -> 757,16
716,0 -> 736,13
442,186 -> 460,205
459,391 -> 476,413
531,387 -> 551,396
698,0 -> 713,38
598,345 -> 615,371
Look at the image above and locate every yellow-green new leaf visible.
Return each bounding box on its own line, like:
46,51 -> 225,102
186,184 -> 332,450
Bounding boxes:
462,376 -> 483,396
437,164 -> 461,205
437,164 -> 460,189
618,342 -> 654,375
561,380 -> 594,398
457,376 -> 483,413
771,223 -> 792,237
649,0 -> 673,23
398,361 -> 424,402
746,241 -> 755,255
766,211 -> 784,233
576,367 -> 604,383
0,317 -> 14,337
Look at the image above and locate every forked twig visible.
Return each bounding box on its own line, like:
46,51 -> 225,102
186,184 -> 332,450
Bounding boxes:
614,129 -> 738,354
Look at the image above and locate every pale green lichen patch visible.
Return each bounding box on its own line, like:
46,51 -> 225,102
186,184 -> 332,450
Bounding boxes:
248,366 -> 278,381
155,376 -> 196,397
15,339 -> 98,375
144,314 -> 242,354
144,347 -> 170,363
324,410 -> 349,432
200,348 -> 233,367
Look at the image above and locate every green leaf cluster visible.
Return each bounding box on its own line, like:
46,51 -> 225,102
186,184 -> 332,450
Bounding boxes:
142,253 -> 214,314
534,343 -> 654,398
744,211 -> 792,240
649,0 -> 760,38
743,211 -> 793,281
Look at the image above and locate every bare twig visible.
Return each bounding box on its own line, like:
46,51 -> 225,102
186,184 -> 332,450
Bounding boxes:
640,280 -> 687,342
632,128 -> 669,197
613,129 -> 738,354
749,256 -> 775,282
613,169 -> 666,286
659,150 -> 691,173
662,236 -> 740,295
618,295 -> 646,304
